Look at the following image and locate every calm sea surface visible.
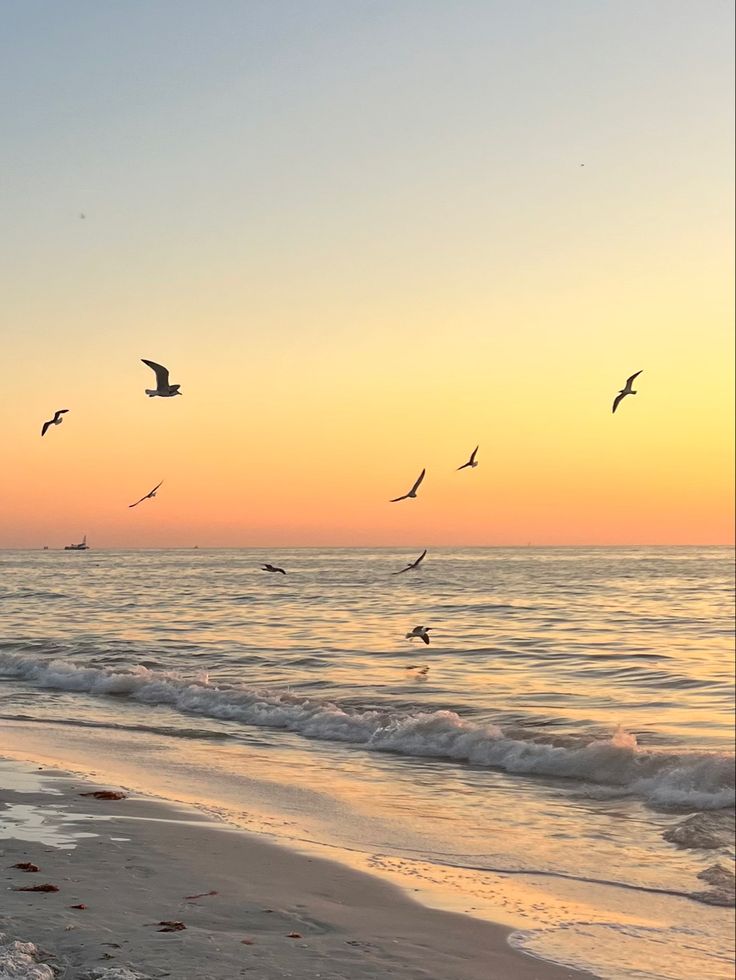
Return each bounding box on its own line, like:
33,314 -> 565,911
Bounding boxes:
1,547 -> 734,979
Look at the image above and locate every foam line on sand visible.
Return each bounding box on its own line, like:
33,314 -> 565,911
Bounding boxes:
0,759 -> 592,980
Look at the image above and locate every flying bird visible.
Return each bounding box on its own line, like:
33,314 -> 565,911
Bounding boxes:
394,549 -> 427,574
141,359 -> 182,397
390,468 -> 426,502
261,563 -> 286,575
405,625 -> 432,645
41,409 -> 69,437
128,480 -> 164,509
612,371 -> 643,414
457,446 -> 479,471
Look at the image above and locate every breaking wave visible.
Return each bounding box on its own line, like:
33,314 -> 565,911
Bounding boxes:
1,651 -> 733,810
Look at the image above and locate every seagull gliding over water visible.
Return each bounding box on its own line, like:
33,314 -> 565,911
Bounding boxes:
457,446 -> 479,470
41,410 -> 69,437
612,371 -> 643,414
394,549 -> 427,574
262,563 -> 286,575
129,481 -> 164,508
405,625 -> 432,645
142,359 -> 182,398
390,468 -> 426,502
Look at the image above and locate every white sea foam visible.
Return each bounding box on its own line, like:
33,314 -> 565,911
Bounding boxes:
79,969 -> 150,980
0,934 -> 54,980
1,652 -> 733,810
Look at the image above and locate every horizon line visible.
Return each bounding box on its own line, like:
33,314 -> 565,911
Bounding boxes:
1,543 -> 734,552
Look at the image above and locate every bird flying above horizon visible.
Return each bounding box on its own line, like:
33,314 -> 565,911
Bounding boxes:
41,409 -> 69,437
390,468 -> 426,502
405,625 -> 432,645
394,549 -> 427,574
142,359 -> 182,398
612,371 -> 643,414
261,563 -> 286,575
129,481 -> 164,509
457,446 -> 479,470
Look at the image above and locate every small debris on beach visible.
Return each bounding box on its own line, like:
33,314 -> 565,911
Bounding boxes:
69,903 -> 87,909
12,862 -> 40,872
157,921 -> 186,932
80,791 -> 127,800
286,932 -> 302,939
15,883 -> 59,892
184,890 -> 218,900
241,939 -> 255,945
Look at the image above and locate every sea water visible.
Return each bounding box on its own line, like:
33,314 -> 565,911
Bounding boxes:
1,547 -> 733,979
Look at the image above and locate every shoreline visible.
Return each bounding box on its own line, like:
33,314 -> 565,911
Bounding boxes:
1,756 -> 594,980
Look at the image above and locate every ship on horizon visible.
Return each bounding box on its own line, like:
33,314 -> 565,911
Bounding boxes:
64,535 -> 89,551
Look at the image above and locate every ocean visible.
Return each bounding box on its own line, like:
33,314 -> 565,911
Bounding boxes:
1,546 -> 733,979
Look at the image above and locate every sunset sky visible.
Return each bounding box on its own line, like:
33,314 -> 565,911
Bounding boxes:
1,0 -> 733,548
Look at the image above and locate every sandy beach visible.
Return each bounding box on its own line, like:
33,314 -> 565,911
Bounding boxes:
1,759 -> 593,980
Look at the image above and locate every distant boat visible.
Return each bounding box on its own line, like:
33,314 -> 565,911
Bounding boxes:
64,535 -> 89,551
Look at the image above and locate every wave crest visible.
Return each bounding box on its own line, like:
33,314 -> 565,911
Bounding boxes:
1,651 -> 733,810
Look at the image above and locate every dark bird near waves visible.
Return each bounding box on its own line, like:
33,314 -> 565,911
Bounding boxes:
394,550 -> 427,574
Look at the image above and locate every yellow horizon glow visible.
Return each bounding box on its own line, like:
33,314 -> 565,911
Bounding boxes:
1,2 -> 733,548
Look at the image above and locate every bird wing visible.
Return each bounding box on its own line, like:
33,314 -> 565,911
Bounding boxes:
421,634 -> 430,645
41,419 -> 52,437
141,359 -> 170,387
410,469 -> 426,494
612,392 -> 626,414
412,549 -> 427,567
390,494 -> 409,502
456,461 -> 471,470
53,410 -> 69,422
469,445 -> 478,463
625,370 -> 643,388
128,495 -> 147,508
147,480 -> 164,497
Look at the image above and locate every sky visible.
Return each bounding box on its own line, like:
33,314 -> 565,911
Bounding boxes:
1,0 -> 733,548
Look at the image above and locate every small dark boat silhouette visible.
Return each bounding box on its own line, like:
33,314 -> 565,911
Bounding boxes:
64,535 -> 89,551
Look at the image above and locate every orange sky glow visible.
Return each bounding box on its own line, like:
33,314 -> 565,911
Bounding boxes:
1,2 -> 733,547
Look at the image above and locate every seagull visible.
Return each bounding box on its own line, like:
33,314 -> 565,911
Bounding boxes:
457,446 -> 479,470
394,549 -> 427,574
405,625 -> 431,645
128,480 -> 164,509
41,409 -> 69,437
261,563 -> 286,575
390,468 -> 425,502
141,359 -> 182,398
612,371 -> 643,414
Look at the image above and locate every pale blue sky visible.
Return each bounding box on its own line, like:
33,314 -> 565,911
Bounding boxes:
1,1 -> 733,546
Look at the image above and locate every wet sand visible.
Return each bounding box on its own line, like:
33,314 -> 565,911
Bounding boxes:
0,760 -> 594,980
